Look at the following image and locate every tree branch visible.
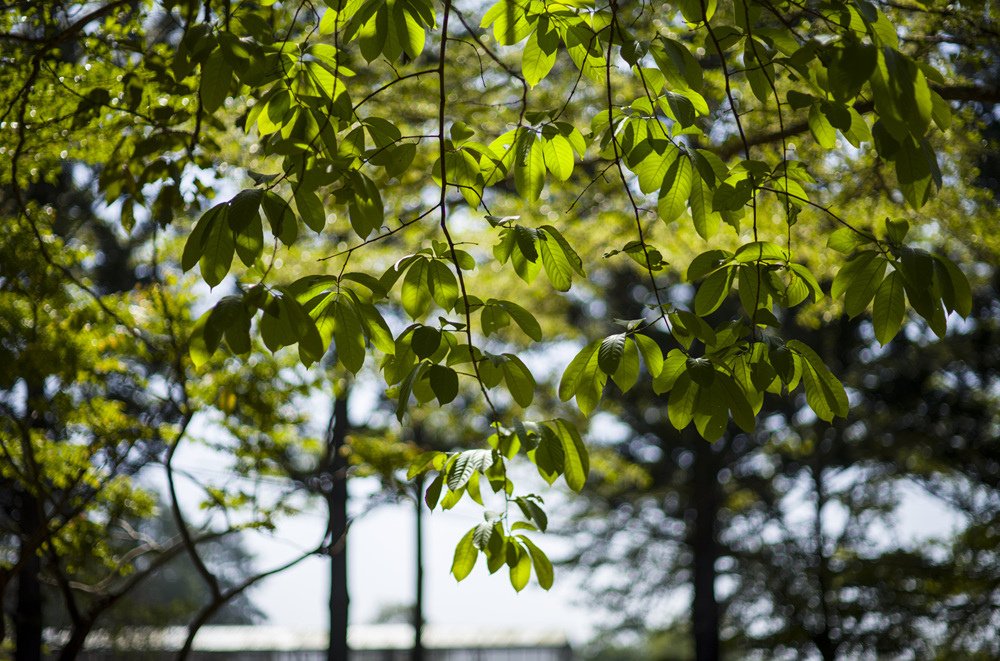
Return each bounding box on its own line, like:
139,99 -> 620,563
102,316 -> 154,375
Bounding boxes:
718,84 -> 1000,160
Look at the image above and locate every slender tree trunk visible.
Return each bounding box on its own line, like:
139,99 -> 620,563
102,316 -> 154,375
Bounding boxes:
811,461 -> 837,661
691,437 -> 720,661
58,619 -> 93,661
326,394 -> 350,661
412,474 -> 425,661
15,491 -> 43,661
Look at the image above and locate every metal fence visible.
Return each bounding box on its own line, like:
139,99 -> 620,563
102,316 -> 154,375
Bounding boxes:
56,625 -> 575,661
76,649 -> 573,661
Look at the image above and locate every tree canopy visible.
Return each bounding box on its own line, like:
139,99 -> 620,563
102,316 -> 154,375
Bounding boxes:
2,0 -> 998,655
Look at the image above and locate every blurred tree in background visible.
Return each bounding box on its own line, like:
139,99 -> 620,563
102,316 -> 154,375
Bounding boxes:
2,0 -> 999,660
571,1 -> 1000,654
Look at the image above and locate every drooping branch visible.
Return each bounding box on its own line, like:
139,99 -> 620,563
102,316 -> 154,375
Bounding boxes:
718,84 -> 1000,160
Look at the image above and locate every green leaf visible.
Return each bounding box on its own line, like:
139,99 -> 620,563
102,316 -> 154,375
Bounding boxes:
734,241 -> 786,263
356,301 -> 395,353
473,521 -> 494,550
692,378 -> 729,441
411,325 -> 441,359
468,471 -> 484,506
532,428 -> 564,485
348,173 -> 384,238
501,354 -> 535,407
611,338 -> 640,393
199,205 -> 235,288
667,373 -> 698,430
689,175 -> 719,240
933,253 -> 972,317
737,264 -> 769,316
188,311 -> 213,369
401,260 -> 432,319
687,249 -> 731,281
260,293 -> 306,352
448,449 -> 494,491
229,190 -> 264,267
895,136 -> 936,209
899,248 -> 947,337
634,145 -> 677,195
294,188 -> 326,233
522,27 -> 557,87
428,260 -> 459,311
563,341 -> 605,416
515,131 -> 545,201
872,270 -> 906,345
440,485 -> 466,510
510,248 -> 542,284
496,300 -> 542,341
664,90 -> 697,127
832,251 -> 877,300
333,300 -> 366,373
451,528 -> 478,581
540,225 -> 585,275
598,333 -> 627,375
829,42 -> 877,101
558,340 -> 600,401
712,180 -> 751,212
395,362 -> 423,422
200,48 -> 232,113
518,536 -> 553,589
718,373 -> 755,433
482,0 -> 533,45
183,204 -> 225,272
519,498 -> 548,532
513,225 -> 539,262
537,227 -> 583,291
429,364 -> 459,405
541,134 -> 574,181
885,217 -> 909,243
256,89 -> 292,136
485,524 -> 507,573
694,266 -> 734,316
653,348 -> 689,394
450,121 -> 475,145
223,304 -> 252,355
424,473 -> 444,509
827,227 -> 872,254
408,451 -> 446,479
634,334 -> 664,377
481,304 -> 510,337
262,192 -> 298,246
843,255 -> 888,318
658,153 -> 693,223
672,310 -> 717,347
787,340 -> 848,422
548,418 -> 588,491
536,237 -> 575,293
394,0 -> 428,58
509,545 -> 532,592
789,263 -> 824,304
808,103 -> 837,149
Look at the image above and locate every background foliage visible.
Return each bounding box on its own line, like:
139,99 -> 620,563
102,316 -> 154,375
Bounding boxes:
1,0 -> 998,658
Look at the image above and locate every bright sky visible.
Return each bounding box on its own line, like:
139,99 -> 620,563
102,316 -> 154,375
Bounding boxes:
172,441 -> 962,649
166,403 -> 601,646
164,363 -> 965,650
241,486 -> 600,643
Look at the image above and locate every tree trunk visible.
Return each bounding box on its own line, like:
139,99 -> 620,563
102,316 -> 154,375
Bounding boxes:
412,475 -> 425,661
691,437 -> 720,661
326,394 -> 350,661
58,619 -> 93,661
811,462 -> 837,661
15,491 -> 43,661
